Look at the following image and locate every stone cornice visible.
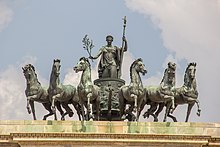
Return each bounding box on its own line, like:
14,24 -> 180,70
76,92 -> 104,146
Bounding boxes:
1,121 -> 220,146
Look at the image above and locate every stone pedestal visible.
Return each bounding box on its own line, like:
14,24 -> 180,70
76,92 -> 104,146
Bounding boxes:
1,120 -> 220,146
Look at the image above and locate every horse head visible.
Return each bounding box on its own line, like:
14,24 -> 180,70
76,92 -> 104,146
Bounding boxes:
160,62 -> 176,87
73,57 -> 90,73
131,58 -> 147,76
184,62 -> 197,89
22,64 -> 37,84
186,62 -> 196,79
52,59 -> 61,77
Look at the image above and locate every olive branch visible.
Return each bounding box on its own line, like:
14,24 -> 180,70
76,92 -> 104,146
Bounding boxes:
82,35 -> 94,61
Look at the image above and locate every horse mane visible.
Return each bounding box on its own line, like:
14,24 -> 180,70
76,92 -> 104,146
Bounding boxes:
79,57 -> 91,67
130,58 -> 143,80
24,64 -> 41,85
160,68 -> 167,84
184,62 -> 197,89
29,64 -> 39,81
28,64 -> 35,71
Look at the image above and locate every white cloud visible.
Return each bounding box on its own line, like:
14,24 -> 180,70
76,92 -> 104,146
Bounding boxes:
0,56 -> 50,120
0,65 -> 25,119
0,0 -> 13,32
125,0 -> 220,122
121,51 -> 135,83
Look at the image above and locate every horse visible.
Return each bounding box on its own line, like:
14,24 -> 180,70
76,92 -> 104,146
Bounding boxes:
118,58 -> 147,121
154,62 -> 201,122
143,62 -> 176,122
22,64 -> 63,120
73,57 -> 100,121
48,59 -> 82,120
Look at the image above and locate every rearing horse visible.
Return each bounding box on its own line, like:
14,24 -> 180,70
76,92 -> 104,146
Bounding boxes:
73,57 -> 100,121
144,62 -> 176,122
118,58 -> 147,121
155,62 -> 201,122
23,64 -> 63,120
48,59 -> 82,120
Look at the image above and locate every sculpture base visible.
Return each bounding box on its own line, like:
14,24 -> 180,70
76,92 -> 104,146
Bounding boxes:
94,78 -> 125,121
1,120 -> 220,147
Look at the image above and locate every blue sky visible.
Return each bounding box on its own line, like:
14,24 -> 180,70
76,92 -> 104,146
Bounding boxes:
0,0 -> 220,122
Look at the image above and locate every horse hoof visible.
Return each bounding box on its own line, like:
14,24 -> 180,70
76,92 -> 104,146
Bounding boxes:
89,114 -> 94,120
143,113 -> 147,118
69,112 -> 74,117
27,109 -> 31,114
121,115 -> 126,120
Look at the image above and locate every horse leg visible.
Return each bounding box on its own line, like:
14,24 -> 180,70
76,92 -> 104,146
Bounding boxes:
185,103 -> 195,122
51,96 -> 57,114
53,111 -> 57,120
167,113 -> 177,122
143,103 -> 158,122
195,100 -> 201,116
118,91 -> 125,120
26,97 -> 31,114
55,101 -> 63,120
155,103 -> 164,118
131,94 -> 137,113
42,103 -> 54,120
143,106 -> 151,118
150,104 -> 159,122
29,101 -> 36,120
86,93 -> 93,120
81,101 -> 86,121
139,99 -> 146,118
166,104 -> 178,122
136,97 -> 144,121
170,104 -> 178,114
61,102 -> 74,120
96,98 -> 100,121
126,105 -> 136,121
72,101 -> 82,121
163,101 -> 172,122
143,102 -> 157,118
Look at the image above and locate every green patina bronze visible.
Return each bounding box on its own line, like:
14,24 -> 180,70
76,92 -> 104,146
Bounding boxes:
118,58 -> 147,121
143,62 -> 176,122
89,35 -> 127,79
143,62 -> 201,122
89,17 -> 127,79
73,57 -> 100,121
48,59 -> 82,121
158,62 -> 201,122
22,17 -> 200,122
23,64 -> 62,120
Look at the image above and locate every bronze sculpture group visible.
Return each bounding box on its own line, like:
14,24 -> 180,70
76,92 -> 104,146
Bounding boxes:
23,17 -> 200,122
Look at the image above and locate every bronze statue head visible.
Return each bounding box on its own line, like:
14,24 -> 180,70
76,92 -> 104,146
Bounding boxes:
106,35 -> 113,45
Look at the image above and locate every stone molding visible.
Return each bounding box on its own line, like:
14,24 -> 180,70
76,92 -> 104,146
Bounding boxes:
1,120 -> 220,146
